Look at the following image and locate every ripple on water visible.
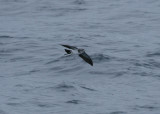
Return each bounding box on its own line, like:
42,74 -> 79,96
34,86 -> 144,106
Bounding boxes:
0,48 -> 23,53
31,101 -> 58,108
46,55 -> 74,65
91,53 -> 111,63
89,71 -> 108,75
0,110 -> 6,114
146,51 -> 160,57
73,0 -> 85,5
57,66 -> 83,73
65,99 -> 84,104
54,82 -> 76,92
9,56 -> 33,62
133,105 -> 159,111
0,35 -> 13,39
6,102 -> 22,107
134,59 -> 160,69
80,86 -> 96,91
109,111 -> 127,114
96,111 -> 127,114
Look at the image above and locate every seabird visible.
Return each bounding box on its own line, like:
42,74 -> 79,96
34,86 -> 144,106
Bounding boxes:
61,44 -> 93,66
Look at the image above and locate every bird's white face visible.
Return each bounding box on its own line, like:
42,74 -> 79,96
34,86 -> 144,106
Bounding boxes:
78,49 -> 85,54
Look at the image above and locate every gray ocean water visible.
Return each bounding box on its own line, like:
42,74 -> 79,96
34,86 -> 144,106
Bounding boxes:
0,0 -> 160,114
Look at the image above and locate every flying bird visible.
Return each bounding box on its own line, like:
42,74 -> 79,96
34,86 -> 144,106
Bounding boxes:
61,44 -> 93,66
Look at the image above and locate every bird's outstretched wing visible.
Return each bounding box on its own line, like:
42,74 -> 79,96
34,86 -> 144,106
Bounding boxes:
61,44 -> 78,50
79,52 -> 93,66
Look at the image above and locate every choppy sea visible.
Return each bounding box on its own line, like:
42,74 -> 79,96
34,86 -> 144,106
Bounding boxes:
0,0 -> 160,114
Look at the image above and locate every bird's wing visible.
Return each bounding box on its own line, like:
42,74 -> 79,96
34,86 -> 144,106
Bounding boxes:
79,52 -> 93,66
61,44 -> 78,50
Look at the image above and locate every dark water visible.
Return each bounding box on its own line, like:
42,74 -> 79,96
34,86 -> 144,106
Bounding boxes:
0,0 -> 160,114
